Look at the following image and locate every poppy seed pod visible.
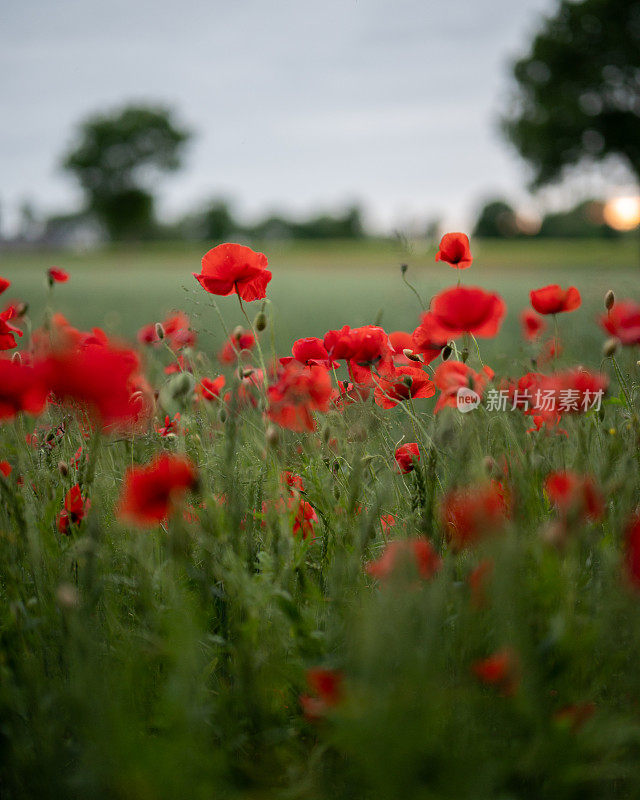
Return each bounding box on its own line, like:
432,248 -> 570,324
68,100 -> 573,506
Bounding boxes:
254,311 -> 267,332
461,346 -> 469,364
603,337 -> 619,357
154,322 -> 165,340
605,290 -> 615,311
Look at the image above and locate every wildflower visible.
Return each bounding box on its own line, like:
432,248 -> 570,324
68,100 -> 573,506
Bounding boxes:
57,485 -> 90,534
267,362 -> 333,432
544,471 -> 604,522
394,442 -> 420,474
0,307 -> 23,350
366,538 -> 442,581
0,360 -> 47,421
0,461 -> 11,477
388,331 -> 414,365
468,559 -> 493,608
47,267 -> 69,284
520,309 -> 545,341
196,375 -> 225,402
427,286 -> 506,340
218,328 -> 255,364
472,648 -> 519,696
373,365 -> 435,409
156,413 -> 182,437
530,284 -> 581,315
281,336 -> 335,368
193,242 -> 272,302
282,471 -> 305,492
300,668 -> 344,720
440,480 -> 510,550
410,314 -> 448,363
599,299 -> 640,346
380,513 -> 396,535
433,360 -> 493,413
292,499 -> 318,540
0,277 -> 10,295
435,231 -> 473,269
118,453 -> 198,527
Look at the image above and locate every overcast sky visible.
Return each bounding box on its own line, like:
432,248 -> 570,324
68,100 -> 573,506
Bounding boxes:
1,0 -> 562,234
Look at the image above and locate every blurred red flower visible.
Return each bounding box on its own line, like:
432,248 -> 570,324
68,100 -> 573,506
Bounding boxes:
118,453 -> 198,527
47,267 -> 69,284
366,538 -> 442,581
57,485 -> 90,535
600,299 -> 640,345
433,360 -> 494,413
394,442 -> 420,474
193,243 -> 271,301
280,336 -> 336,368
428,286 -> 506,339
0,360 -> 47,421
411,315 -> 448,363
300,668 -> 344,720
472,648 -> 519,696
530,284 -> 581,315
520,309 -> 545,341
196,375 -> 225,402
544,471 -> 604,521
373,365 -> 435,409
435,232 -> 473,269
0,460 -> 12,477
0,277 -> 10,295
440,480 -> 510,550
267,362 -> 332,432
0,308 -> 23,350
218,329 -> 255,364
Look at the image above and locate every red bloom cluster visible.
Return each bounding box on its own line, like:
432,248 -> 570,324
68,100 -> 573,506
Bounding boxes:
267,362 -> 333,432
0,360 -> 48,422
118,453 -> 198,527
194,243 -> 272,302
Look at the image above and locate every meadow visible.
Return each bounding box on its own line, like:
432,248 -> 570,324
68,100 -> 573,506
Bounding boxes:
1,236 -> 640,799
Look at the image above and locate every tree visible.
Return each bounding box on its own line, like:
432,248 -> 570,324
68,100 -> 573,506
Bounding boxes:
502,0 -> 640,189
473,199 -> 519,238
62,105 -> 191,240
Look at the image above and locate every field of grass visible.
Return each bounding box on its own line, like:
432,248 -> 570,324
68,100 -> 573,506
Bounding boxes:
2,236 -> 640,798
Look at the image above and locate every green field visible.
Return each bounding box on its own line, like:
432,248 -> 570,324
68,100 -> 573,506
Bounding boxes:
1,238 -> 638,369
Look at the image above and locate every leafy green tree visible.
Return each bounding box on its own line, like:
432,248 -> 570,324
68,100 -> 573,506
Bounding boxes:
473,199 -> 519,238
502,0 -> 640,188
62,105 -> 191,240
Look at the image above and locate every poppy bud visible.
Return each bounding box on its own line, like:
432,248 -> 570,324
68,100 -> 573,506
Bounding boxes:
218,407 -> 228,424
265,425 -> 279,447
603,337 -> 619,357
155,322 -> 165,340
171,372 -> 194,397
442,345 -> 452,362
254,311 -> 267,332
232,325 -> 244,341
461,346 -> 469,364
11,352 -> 21,365
58,461 -> 69,477
605,290 -> 615,311
403,348 -> 422,362
241,367 -> 255,379
402,375 -> 414,388
322,425 -> 332,444
400,263 -> 408,275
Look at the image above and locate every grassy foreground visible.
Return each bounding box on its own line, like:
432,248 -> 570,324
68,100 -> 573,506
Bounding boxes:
1,238 -> 640,798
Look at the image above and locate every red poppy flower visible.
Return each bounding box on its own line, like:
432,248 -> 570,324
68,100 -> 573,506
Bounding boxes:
440,480 -> 510,550
292,499 -> 318,540
394,442 -> 420,474
0,461 -> 12,477
331,381 -> 370,409
0,308 -> 23,350
282,471 -> 305,492
380,513 -> 396,534
625,512 -> 640,590
472,648 -> 519,696
267,362 -> 333,432
468,559 -> 493,609
600,299 -> 640,346
366,538 -> 442,581
433,360 -> 494,413
57,484 -> 90,534
428,286 -> 506,339
388,331 -> 414,365
163,311 -> 196,350
156,413 -> 182,437
196,375 -> 225,402
300,668 -> 344,720
193,243 -> 272,302
540,368 -> 608,414
323,324 -> 391,366
520,309 -> 545,341
0,360 -> 47,421
373,365 -> 435,409
530,284 -> 581,315
435,232 -> 473,269
282,336 -> 336,368
410,315 -> 448,363
118,453 -> 198,527
47,267 -> 69,284
0,278 -> 10,295
544,471 -> 604,521
218,329 -> 255,364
